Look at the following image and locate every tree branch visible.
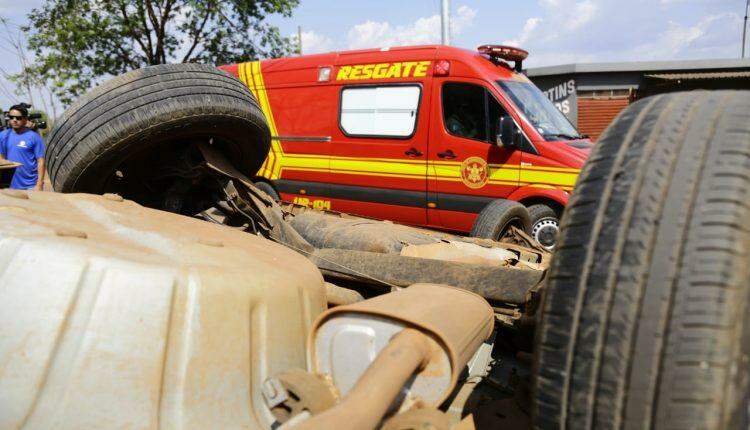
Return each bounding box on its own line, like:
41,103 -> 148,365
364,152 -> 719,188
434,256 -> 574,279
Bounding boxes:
144,0 -> 163,63
217,8 -> 240,31
157,0 -> 175,62
135,1 -> 156,63
119,3 -> 153,63
181,8 -> 212,62
114,39 -> 136,68
1,19 -> 36,106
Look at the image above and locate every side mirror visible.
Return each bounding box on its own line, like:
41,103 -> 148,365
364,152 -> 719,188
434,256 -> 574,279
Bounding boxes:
497,116 -> 519,148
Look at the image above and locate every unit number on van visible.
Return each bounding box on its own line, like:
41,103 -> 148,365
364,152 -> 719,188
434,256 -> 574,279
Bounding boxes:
293,197 -> 332,210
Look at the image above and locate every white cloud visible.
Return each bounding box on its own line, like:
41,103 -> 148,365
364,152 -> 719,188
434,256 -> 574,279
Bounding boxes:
347,5 -> 477,50
299,30 -> 334,55
503,0 -> 744,66
500,0 -> 599,54
503,17 -> 542,47
453,5 -> 477,34
570,1 -> 598,29
629,13 -> 742,59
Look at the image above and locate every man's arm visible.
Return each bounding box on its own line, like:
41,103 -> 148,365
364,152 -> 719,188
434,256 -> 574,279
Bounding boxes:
33,132 -> 46,191
35,158 -> 45,190
0,129 -> 7,161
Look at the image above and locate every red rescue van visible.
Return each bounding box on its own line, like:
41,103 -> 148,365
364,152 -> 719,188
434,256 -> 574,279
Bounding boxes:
219,45 -> 591,249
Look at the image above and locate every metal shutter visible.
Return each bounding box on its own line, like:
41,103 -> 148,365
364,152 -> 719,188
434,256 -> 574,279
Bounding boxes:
578,98 -> 630,141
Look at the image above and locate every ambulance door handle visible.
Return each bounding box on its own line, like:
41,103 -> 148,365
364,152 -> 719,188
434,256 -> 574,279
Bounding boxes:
404,148 -> 423,157
437,149 -> 456,159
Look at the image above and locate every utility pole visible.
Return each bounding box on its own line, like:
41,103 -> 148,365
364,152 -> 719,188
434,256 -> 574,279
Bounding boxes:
743,0 -> 749,58
441,0 -> 450,45
298,25 -> 303,55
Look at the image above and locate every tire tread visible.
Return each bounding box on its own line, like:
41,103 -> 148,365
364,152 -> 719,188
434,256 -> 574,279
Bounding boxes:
532,91 -> 750,430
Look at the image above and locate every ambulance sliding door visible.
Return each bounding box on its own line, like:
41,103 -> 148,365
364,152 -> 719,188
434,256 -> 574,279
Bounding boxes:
329,83 -> 429,225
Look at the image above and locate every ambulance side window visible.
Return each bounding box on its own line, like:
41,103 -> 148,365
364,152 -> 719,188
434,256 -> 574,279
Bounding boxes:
442,82 -> 508,143
339,85 -> 421,138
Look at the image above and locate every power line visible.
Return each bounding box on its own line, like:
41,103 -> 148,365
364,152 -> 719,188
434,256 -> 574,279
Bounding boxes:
0,16 -> 22,29
0,78 -> 19,104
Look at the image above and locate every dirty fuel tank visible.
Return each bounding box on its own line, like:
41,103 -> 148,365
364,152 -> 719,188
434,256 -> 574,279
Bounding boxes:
0,190 -> 327,429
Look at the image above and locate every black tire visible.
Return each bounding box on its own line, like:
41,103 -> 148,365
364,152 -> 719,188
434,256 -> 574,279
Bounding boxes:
254,180 -> 280,201
533,91 -> 750,430
46,63 -> 270,201
528,204 -> 560,250
470,199 -> 532,240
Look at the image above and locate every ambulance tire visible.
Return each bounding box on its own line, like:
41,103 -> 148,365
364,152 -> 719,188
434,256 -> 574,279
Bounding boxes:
253,180 -> 280,202
470,199 -> 531,241
45,63 -> 270,198
528,204 -> 559,250
533,91 -> 750,430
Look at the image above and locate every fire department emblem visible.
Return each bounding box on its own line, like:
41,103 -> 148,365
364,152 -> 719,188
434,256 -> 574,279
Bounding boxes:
460,157 -> 489,189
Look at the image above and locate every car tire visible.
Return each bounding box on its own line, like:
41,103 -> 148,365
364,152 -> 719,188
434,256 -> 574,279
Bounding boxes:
528,204 -> 559,250
470,199 -> 532,240
46,63 -> 270,203
533,91 -> 750,430
254,181 -> 280,202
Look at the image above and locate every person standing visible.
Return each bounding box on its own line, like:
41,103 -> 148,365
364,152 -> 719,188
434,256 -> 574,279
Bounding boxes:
0,105 -> 45,190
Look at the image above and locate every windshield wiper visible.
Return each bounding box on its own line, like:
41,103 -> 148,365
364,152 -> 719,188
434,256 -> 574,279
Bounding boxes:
543,133 -> 584,140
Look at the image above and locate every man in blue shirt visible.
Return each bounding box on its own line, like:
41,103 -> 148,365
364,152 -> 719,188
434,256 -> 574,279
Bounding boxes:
0,105 -> 45,190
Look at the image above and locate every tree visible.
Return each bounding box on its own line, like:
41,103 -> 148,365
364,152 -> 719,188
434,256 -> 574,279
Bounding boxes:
0,17 -> 60,122
15,0 -> 299,106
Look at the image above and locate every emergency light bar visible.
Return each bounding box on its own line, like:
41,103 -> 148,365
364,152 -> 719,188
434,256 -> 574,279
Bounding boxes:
477,45 -> 529,72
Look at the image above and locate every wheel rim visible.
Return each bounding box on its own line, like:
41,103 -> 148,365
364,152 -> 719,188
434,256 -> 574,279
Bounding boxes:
532,217 -> 559,250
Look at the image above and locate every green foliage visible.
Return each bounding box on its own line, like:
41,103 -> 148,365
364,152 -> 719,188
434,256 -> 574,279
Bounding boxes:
16,0 -> 298,105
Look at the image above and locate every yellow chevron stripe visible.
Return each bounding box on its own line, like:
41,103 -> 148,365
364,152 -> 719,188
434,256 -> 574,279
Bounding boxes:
238,61 -> 283,179
254,62 -> 282,179
239,63 -> 266,176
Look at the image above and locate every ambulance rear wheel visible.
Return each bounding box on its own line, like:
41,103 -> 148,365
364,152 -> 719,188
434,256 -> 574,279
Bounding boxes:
470,199 -> 532,241
253,181 -> 280,202
528,204 -> 559,250
533,91 -> 750,430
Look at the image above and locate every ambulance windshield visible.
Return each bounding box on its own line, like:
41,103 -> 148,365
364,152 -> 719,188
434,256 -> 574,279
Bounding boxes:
496,80 -> 583,141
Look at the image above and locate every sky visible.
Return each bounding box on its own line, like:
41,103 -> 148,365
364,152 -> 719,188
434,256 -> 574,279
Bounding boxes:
0,0 -> 747,112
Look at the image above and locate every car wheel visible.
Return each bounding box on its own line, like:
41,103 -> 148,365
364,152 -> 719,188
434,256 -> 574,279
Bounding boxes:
533,91 -> 750,430
528,204 -> 559,250
470,199 -> 532,241
46,63 -> 270,213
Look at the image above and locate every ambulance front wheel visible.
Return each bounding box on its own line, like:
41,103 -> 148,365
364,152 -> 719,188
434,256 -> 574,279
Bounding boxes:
528,204 -> 560,250
470,199 -> 532,241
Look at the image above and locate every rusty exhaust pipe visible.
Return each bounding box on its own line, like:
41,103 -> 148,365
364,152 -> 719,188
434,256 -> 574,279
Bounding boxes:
291,328 -> 432,430
291,283 -> 494,430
